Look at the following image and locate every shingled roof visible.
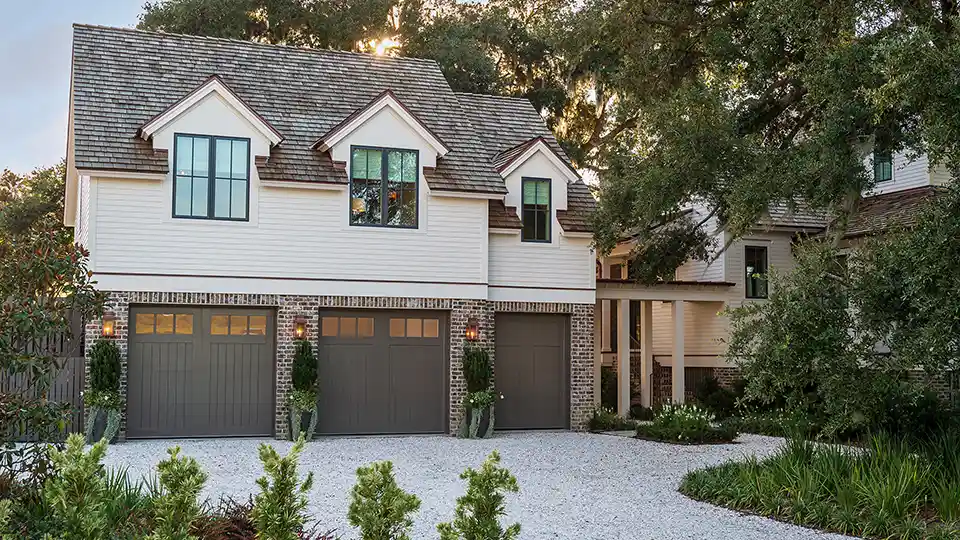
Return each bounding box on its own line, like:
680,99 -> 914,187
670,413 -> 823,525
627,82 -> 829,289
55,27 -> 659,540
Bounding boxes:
70,24 -> 506,194
841,186 -> 941,238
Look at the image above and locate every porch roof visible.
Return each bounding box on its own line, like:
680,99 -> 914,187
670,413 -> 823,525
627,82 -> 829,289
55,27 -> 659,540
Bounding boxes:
596,278 -> 734,302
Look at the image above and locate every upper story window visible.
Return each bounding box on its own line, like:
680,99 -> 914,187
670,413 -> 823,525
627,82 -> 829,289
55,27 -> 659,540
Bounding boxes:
745,245 -> 768,299
521,177 -> 551,242
874,150 -> 892,183
174,134 -> 249,220
350,146 -> 418,228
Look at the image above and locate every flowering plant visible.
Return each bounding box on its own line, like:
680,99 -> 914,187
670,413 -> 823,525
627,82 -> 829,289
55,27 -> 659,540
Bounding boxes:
466,390 -> 500,410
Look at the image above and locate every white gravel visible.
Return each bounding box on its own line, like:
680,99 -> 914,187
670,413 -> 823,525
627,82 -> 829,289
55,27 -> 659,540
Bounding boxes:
102,432 -> 850,540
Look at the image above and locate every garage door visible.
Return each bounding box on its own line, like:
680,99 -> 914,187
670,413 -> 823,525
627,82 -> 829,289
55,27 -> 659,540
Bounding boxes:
317,310 -> 447,435
127,307 -> 275,438
494,313 -> 569,430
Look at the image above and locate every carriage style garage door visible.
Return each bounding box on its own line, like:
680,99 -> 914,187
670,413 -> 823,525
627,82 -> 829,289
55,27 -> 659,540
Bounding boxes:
494,313 -> 570,430
317,310 -> 447,435
126,307 -> 275,438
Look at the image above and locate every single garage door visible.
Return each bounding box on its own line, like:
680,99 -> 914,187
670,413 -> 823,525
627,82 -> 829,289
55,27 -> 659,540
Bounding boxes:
494,313 -> 569,430
317,310 -> 447,435
127,307 -> 275,438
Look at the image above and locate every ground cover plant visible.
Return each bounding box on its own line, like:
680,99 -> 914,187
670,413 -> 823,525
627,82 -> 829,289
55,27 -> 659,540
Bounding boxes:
588,406 -> 638,432
681,432 -> 960,539
635,403 -> 739,444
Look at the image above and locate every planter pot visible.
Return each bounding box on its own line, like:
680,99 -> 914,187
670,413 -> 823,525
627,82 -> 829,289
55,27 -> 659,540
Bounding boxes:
84,407 -> 121,444
456,405 -> 495,439
289,405 -> 318,441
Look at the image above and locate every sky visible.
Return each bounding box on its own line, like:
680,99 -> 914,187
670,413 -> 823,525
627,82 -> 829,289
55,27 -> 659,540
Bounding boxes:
0,0 -> 144,175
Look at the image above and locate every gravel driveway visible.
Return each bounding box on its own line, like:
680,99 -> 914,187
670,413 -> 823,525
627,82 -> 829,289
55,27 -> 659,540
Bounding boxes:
103,432 -> 848,540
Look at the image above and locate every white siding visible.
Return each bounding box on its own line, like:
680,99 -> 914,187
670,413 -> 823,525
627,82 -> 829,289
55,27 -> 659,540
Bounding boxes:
724,231 -> 797,310
675,203 -> 724,282
75,175 -> 90,249
869,151 -> 933,195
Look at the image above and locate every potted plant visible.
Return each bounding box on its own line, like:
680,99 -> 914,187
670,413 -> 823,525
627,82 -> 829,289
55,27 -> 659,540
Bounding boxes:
84,339 -> 122,444
288,340 -> 318,441
457,346 -> 499,439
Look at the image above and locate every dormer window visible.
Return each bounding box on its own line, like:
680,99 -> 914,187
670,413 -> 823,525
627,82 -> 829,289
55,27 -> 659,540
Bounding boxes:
173,134 -> 250,220
350,146 -> 418,228
521,177 -> 551,242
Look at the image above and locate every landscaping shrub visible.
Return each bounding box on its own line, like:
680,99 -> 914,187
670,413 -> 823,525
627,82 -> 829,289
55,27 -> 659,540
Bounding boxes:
438,450 -> 520,540
600,365 -> 617,410
291,340 -> 318,392
251,436 -> 315,540
680,431 -> 960,539
462,346 -> 492,393
348,460 -> 421,540
43,433 -> 113,538
150,446 -> 208,539
692,376 -> 742,419
629,405 -> 655,421
635,403 -> 739,444
89,339 -> 122,393
730,409 -> 821,439
288,340 -> 319,441
459,346 -> 497,439
588,406 -> 637,431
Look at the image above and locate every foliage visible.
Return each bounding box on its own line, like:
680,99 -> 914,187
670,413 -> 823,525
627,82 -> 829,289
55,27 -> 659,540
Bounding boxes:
42,434 -> 112,539
251,437 -> 315,540
692,377 -> 744,420
464,390 -> 498,411
599,366 -> 617,411
437,450 -> 520,540
88,339 -> 122,393
291,340 -> 318,393
83,389 -> 124,411
729,410 -> 821,440
629,405 -> 655,421
287,388 -> 317,413
462,346 -> 492,394
588,406 -> 637,432
635,403 -> 739,445
149,446 -> 208,540
347,460 -> 421,540
681,432 -> 960,539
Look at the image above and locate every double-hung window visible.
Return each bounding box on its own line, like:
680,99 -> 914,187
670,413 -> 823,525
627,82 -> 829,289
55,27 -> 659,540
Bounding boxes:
174,134 -> 250,220
521,177 -> 551,242
874,150 -> 892,183
350,146 -> 418,228
745,245 -> 769,299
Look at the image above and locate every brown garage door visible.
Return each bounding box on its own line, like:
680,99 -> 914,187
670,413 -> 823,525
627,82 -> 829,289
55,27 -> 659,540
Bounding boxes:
127,307 -> 275,438
317,310 -> 447,435
494,313 -> 569,430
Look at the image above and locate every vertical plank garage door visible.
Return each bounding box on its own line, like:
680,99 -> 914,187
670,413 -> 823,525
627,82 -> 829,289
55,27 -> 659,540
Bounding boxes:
495,313 -> 569,429
127,307 -> 275,438
317,311 -> 447,435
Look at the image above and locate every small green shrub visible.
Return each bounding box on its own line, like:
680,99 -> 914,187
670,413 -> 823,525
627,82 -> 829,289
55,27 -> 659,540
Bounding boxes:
635,403 -> 739,444
43,433 -> 111,539
462,346 -> 492,394
88,339 -> 122,393
692,376 -> 742,419
730,409 -> 821,439
347,461 -> 421,540
629,405 -> 655,421
437,450 -> 520,540
599,366 -> 617,410
251,437 -> 315,540
588,406 -> 637,431
291,340 -> 318,392
149,446 -> 208,540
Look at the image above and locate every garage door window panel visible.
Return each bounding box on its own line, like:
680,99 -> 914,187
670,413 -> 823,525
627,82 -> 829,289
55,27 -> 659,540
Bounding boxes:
136,314 -> 156,334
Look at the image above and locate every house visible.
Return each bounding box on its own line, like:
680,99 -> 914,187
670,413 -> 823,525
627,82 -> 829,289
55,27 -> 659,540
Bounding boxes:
64,24 -> 597,440
596,148 -> 953,415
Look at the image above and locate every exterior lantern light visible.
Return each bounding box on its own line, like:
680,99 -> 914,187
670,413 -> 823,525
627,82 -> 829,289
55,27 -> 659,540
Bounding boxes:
101,313 -> 117,338
293,316 -> 308,340
465,317 -> 480,342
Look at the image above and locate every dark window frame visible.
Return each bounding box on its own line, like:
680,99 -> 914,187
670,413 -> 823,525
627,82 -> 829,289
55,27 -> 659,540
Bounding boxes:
172,133 -> 251,222
349,145 -> 420,229
745,245 -> 769,299
521,176 -> 552,243
874,150 -> 893,183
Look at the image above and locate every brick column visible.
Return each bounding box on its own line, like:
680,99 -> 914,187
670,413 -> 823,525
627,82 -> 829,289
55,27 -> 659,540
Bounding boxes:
448,299 -> 493,433
275,296 -> 320,440
84,292 -> 131,441
569,303 -> 595,430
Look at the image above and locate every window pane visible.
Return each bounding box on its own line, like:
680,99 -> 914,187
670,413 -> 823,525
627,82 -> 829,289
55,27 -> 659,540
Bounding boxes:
248,315 -> 267,336
358,317 -> 374,338
387,181 -> 401,225
522,208 -> 538,240
156,314 -> 174,334
230,315 -> 247,335
321,317 -> 338,337
232,140 -> 248,179
535,209 -> 548,240
191,176 -> 208,217
351,148 -> 368,179
216,139 -> 232,178
523,179 -> 549,204
175,176 -> 193,216
366,150 -> 382,179
406,318 -> 422,338
214,178 -> 231,218
351,178 -> 381,224
135,313 -> 155,334
210,315 -> 229,335
423,319 -> 439,338
193,137 -> 209,177
387,151 -> 403,181
401,151 -> 417,184
389,318 -> 405,337
175,314 -> 194,335
176,136 -> 193,175
340,317 -> 357,338
231,179 -> 247,219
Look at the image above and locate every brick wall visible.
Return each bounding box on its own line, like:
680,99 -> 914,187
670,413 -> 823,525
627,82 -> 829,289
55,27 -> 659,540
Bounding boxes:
89,292 -> 594,440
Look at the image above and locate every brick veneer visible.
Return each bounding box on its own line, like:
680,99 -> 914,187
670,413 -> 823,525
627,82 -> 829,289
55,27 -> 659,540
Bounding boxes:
86,292 -> 594,440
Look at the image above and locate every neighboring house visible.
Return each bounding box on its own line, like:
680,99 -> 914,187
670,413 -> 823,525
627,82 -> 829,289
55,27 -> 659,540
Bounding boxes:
64,24 -> 597,440
597,149 -> 953,414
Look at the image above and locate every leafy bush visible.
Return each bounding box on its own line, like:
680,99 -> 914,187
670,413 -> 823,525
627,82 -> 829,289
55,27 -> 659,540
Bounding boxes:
635,403 -> 739,444
89,339 -> 122,393
629,405 -> 655,421
730,409 -> 821,439
462,346 -> 492,393
150,446 -> 208,540
43,433 -> 112,538
437,450 -> 520,540
251,437 -> 315,540
692,376 -> 742,419
348,461 -> 421,540
681,431 -> 960,539
588,406 -> 637,432
291,340 -> 318,393
600,366 -> 617,410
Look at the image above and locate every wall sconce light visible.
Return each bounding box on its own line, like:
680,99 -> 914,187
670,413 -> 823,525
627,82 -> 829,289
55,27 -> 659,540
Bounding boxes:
101,313 -> 116,338
293,316 -> 308,340
465,317 -> 480,342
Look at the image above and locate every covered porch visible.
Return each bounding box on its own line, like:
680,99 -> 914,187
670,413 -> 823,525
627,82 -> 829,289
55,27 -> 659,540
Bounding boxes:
592,278 -> 735,416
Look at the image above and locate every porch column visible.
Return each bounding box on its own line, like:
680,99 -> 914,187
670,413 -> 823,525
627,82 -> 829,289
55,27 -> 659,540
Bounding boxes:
671,300 -> 686,403
618,298 -> 631,416
639,300 -> 654,409
601,262 -> 611,351
593,300 -> 602,405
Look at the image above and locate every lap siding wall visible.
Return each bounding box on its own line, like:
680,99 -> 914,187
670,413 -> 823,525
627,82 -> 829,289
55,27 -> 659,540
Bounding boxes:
85,291 -> 595,440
